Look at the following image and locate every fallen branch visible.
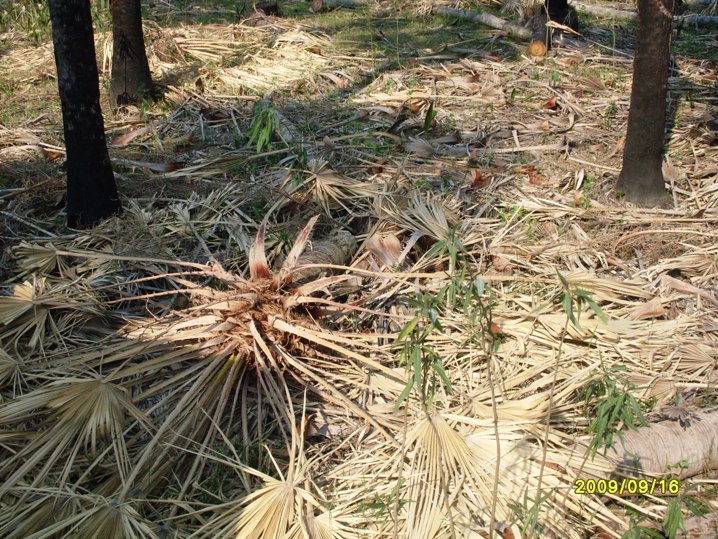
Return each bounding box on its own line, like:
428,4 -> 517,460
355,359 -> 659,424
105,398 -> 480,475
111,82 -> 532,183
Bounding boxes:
681,13 -> 718,25
480,138 -> 569,154
573,1 -> 718,25
431,5 -> 531,40
311,0 -> 369,10
111,157 -> 181,173
571,1 -> 636,20
682,0 -> 716,8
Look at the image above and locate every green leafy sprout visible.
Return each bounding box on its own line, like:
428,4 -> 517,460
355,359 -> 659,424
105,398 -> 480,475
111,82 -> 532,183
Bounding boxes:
248,101 -> 278,153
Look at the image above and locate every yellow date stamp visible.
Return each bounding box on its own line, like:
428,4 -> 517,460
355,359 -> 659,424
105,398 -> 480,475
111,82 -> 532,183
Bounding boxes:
574,478 -> 680,496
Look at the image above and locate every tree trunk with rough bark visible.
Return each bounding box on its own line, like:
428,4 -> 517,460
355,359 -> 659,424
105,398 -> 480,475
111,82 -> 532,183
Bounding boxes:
110,0 -> 155,107
48,0 -> 121,228
617,0 -> 673,206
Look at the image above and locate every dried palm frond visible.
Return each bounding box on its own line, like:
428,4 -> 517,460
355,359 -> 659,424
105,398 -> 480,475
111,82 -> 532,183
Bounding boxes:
0,488 -> 155,539
0,376 -> 149,493
286,506 -> 362,539
0,277 -> 102,351
299,158 -> 382,214
0,211 -> 382,530
328,403 -> 623,538
0,487 -> 83,539
172,375 -> 359,539
0,42 -> 55,85
69,497 -> 156,539
402,412 -> 483,539
373,190 -> 459,241
12,242 -> 75,278
234,479 -> 301,538
651,243 -> 718,284
0,347 -> 22,393
216,29 -> 333,94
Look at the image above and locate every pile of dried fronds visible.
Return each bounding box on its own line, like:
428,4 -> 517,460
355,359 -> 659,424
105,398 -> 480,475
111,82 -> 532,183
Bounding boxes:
2,169 -> 717,538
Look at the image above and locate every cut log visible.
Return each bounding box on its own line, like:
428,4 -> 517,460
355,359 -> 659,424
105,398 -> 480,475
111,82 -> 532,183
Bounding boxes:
529,10 -> 549,56
527,0 -> 580,57
291,228 -> 357,283
432,5 -> 531,40
605,411 -> 718,480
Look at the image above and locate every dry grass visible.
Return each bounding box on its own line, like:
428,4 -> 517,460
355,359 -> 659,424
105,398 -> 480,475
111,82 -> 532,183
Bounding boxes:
1,2 -> 718,538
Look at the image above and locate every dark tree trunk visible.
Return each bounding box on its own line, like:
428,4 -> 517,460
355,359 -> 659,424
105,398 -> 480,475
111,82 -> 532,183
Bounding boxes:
48,0 -> 121,228
110,0 -> 155,107
617,0 -> 674,206
546,0 -> 574,26
528,0 -> 579,57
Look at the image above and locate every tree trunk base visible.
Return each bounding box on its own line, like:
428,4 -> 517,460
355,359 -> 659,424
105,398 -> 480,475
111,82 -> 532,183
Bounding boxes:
617,169 -> 670,207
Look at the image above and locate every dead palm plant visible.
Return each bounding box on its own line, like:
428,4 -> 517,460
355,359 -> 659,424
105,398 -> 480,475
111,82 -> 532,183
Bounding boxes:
0,205 -> 405,537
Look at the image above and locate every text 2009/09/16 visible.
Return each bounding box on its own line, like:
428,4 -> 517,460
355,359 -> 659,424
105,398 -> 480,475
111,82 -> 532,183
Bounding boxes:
574,478 -> 680,496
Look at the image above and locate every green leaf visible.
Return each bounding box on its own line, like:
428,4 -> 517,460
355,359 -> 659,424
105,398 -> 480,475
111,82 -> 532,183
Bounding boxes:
397,317 -> 419,342
556,270 -> 570,289
457,238 -> 469,254
425,239 -> 446,260
447,241 -> 457,265
562,292 -> 580,330
474,276 -> 485,296
412,346 -> 422,391
446,283 -> 456,309
423,101 -> 437,132
607,392 -> 626,428
462,291 -> 473,316
612,364 -> 628,373
585,296 -> 608,323
395,380 -> 414,410
433,360 -> 452,392
436,285 -> 448,304
683,495 -> 711,517
664,498 -> 686,539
